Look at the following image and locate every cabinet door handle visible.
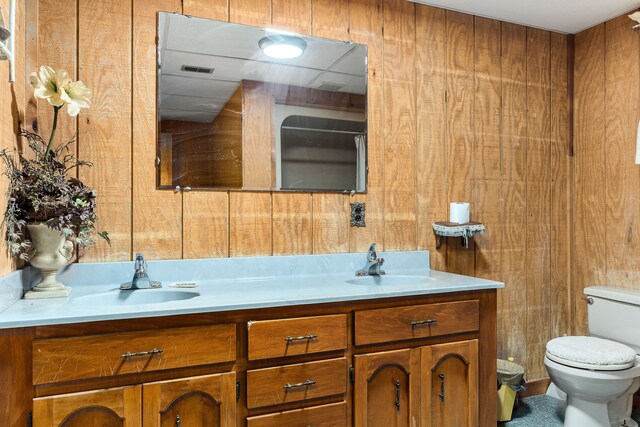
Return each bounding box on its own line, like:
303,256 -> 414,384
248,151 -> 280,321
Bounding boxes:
410,319 -> 437,327
284,334 -> 318,342
120,348 -> 164,358
395,379 -> 401,412
283,379 -> 316,390
439,373 -> 445,404
175,415 -> 181,427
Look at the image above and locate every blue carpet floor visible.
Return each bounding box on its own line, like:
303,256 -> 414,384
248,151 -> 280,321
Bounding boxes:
499,395 -> 640,426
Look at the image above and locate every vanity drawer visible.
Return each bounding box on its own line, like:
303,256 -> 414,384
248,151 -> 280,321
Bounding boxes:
32,324 -> 236,385
246,401 -> 347,427
246,357 -> 347,409
354,300 -> 479,345
247,314 -> 347,360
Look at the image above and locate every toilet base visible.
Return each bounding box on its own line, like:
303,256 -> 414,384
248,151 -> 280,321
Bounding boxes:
564,396 -> 610,427
563,396 -> 639,427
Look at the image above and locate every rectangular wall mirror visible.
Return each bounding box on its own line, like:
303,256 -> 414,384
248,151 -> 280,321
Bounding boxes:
157,12 -> 368,193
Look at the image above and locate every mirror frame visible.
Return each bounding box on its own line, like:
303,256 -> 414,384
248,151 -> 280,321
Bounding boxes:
155,12 -> 369,194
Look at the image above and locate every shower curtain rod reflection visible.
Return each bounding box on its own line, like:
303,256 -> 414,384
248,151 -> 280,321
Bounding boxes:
281,126 -> 366,135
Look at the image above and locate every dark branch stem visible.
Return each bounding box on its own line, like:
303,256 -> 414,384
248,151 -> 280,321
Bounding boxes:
45,106 -> 60,158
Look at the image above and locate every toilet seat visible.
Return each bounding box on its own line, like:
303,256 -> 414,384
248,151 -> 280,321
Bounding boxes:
546,336 -> 637,371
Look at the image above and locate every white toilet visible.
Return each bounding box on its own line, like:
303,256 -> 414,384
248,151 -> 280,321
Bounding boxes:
544,286 -> 640,427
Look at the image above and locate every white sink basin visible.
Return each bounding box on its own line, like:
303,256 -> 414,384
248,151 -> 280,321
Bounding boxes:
73,289 -> 200,306
345,275 -> 435,286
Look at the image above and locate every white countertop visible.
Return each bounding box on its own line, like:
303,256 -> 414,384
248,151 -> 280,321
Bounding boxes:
0,251 -> 503,329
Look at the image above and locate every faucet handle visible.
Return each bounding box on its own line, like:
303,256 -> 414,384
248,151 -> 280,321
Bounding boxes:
134,253 -> 147,275
367,243 -> 377,261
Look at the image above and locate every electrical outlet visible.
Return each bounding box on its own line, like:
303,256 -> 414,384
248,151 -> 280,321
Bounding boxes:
350,202 -> 366,227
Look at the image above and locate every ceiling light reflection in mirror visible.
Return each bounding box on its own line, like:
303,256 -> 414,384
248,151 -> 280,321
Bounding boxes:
157,12 -> 368,192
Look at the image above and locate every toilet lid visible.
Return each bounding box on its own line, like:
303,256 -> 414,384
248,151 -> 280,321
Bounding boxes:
546,336 -> 637,370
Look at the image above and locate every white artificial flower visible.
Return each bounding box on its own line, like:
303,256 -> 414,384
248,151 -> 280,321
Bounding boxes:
29,66 -> 71,107
64,80 -> 91,116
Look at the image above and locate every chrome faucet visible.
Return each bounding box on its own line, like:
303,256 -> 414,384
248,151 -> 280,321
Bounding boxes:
120,253 -> 162,290
356,243 -> 385,276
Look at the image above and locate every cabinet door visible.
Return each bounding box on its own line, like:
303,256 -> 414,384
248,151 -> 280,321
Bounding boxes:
420,339 -> 478,427
354,349 -> 420,427
143,372 -> 236,427
33,386 -> 141,427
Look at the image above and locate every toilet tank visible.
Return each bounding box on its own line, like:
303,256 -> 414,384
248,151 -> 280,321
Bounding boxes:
586,286 -> 640,354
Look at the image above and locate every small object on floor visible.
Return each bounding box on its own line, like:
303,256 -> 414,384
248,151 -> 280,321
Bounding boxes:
497,358 -> 526,421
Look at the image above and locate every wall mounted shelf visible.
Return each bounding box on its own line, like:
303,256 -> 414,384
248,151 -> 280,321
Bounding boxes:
433,221 -> 485,249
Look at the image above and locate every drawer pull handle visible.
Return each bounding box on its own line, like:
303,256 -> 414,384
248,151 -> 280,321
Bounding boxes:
284,334 -> 318,342
410,319 -> 437,327
283,379 -> 316,390
120,348 -> 164,358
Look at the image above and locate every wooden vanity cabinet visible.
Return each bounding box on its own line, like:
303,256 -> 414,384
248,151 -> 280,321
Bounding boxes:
1,289 -> 497,427
354,342 -> 479,427
245,314 -> 349,425
354,348 -> 421,426
143,372 -> 237,427
33,385 -> 142,427
420,340 -> 478,427
354,301 -> 481,427
33,372 -> 236,427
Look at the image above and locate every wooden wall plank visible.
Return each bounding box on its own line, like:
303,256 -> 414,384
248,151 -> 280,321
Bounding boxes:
0,0 -> 26,273
132,0 -> 182,260
272,193 -> 312,255
77,0 -> 132,262
183,192 -> 229,258
311,0 -> 351,254
312,193 -> 349,254
348,0 -> 385,254
229,0 -> 269,26
182,0 -> 231,259
604,16 -> 640,287
312,0 -> 348,38
415,5 -> 447,269
472,16 -> 503,363
473,17 -> 502,280
32,0 -> 76,152
573,25 -> 606,335
499,22 -> 528,365
525,27 -> 552,380
444,11 -> 474,274
550,32 -> 571,340
230,192 -> 272,256
272,0 -> 311,34
24,0 -> 38,135
242,81 -> 273,189
226,0 -> 271,258
270,0 -> 313,256
382,0 -> 417,251
183,0 -> 229,21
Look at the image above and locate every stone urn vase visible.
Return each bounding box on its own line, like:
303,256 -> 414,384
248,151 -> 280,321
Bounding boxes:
24,223 -> 74,299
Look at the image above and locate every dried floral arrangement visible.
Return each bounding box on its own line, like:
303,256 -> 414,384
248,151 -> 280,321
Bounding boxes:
1,66 -> 109,260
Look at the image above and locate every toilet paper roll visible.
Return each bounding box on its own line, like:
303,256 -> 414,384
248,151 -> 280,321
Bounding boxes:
449,202 -> 470,224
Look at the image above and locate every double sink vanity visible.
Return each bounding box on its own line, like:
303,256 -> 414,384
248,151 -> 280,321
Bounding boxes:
0,250 -> 503,427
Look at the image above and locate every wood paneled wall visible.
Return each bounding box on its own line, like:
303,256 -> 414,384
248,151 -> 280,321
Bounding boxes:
574,14 -> 640,334
0,0 -> 25,275
16,0 -> 573,380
